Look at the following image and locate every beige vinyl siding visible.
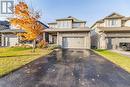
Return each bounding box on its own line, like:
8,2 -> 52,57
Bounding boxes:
49,24 -> 57,28
124,20 -> 130,27
72,23 -> 86,28
57,20 -> 72,28
99,22 -> 104,27
79,23 -> 86,28
104,19 -> 122,27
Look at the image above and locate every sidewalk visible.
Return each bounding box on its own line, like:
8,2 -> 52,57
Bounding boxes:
110,50 -> 130,58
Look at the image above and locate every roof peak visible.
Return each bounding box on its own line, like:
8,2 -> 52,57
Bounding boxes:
68,16 -> 73,18
55,16 -> 86,23
105,12 -> 125,19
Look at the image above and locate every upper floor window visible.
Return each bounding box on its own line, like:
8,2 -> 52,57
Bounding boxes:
111,19 -> 117,26
57,21 -> 71,28
107,19 -> 118,27
72,23 -> 81,28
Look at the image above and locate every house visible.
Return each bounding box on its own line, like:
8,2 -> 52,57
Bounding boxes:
44,16 -> 91,49
0,21 -> 10,46
91,12 -> 130,50
0,21 -> 48,47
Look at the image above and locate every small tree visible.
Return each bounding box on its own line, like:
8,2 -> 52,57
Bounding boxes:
9,2 -> 44,52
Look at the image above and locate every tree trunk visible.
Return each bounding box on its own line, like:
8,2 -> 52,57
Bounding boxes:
32,39 -> 36,52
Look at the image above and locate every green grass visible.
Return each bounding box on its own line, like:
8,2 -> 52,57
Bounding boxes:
94,49 -> 130,73
0,47 -> 52,77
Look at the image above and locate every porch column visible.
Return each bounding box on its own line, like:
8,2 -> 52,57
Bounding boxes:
113,38 -> 118,50
87,32 -> 91,49
43,32 -> 46,41
49,34 -> 52,43
1,34 -> 4,46
57,32 -> 59,45
99,33 -> 106,49
5,37 -> 8,46
102,34 -> 106,49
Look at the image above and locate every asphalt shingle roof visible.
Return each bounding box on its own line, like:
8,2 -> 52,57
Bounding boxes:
56,16 -> 86,23
0,29 -> 25,33
98,27 -> 130,32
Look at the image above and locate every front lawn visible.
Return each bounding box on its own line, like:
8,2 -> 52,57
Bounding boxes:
94,49 -> 130,73
0,47 -> 52,77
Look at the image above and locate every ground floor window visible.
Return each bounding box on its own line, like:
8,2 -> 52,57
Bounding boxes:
52,35 -> 57,44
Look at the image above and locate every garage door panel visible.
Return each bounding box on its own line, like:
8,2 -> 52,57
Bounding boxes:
62,37 -> 84,49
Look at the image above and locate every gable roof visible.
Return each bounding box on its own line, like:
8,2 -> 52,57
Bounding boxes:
0,25 -> 8,30
48,22 -> 57,25
37,21 -> 49,29
104,12 -> 124,19
0,21 -> 10,28
0,21 -> 48,33
0,29 -> 25,33
56,16 -> 86,23
0,21 -> 10,30
96,19 -> 104,23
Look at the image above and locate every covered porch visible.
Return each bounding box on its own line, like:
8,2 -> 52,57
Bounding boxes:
0,29 -> 24,47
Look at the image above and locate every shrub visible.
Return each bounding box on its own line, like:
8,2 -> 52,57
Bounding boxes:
48,44 -> 61,50
11,44 -> 32,49
37,40 -> 48,48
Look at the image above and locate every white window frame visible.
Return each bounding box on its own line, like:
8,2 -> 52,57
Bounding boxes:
112,20 -> 116,25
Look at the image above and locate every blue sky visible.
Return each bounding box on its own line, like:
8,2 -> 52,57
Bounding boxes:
26,0 -> 130,26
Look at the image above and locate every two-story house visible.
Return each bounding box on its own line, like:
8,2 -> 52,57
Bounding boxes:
44,16 -> 91,49
91,12 -> 130,50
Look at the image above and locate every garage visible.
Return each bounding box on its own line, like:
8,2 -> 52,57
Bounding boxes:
45,29 -> 91,49
62,37 -> 85,49
106,37 -> 130,49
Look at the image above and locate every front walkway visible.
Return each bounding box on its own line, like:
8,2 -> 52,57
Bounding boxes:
0,49 -> 130,87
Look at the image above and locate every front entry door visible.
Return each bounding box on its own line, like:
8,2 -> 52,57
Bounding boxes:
107,38 -> 112,49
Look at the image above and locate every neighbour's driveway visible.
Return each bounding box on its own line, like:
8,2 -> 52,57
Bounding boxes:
0,49 -> 130,87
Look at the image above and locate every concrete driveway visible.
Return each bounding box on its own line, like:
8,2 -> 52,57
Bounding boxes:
0,49 -> 130,87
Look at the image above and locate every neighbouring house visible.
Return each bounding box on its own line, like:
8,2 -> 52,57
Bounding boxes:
91,12 -> 130,50
44,16 -> 91,49
0,21 -> 48,47
0,21 -> 10,46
